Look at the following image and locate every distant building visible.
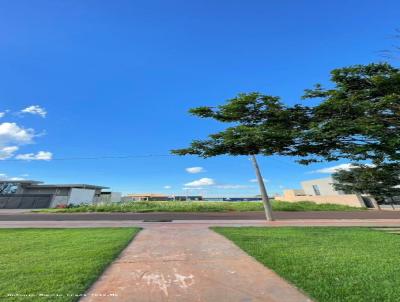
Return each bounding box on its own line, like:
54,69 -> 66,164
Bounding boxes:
275,177 -> 375,208
171,195 -> 203,201
99,191 -> 122,203
120,194 -> 262,202
0,180 -> 108,209
122,193 -> 169,202
123,194 -> 203,202
204,197 -> 262,202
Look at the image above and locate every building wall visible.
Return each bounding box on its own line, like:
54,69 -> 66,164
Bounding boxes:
68,188 -> 95,205
50,196 -> 69,208
281,189 -> 306,199
23,187 -> 70,196
301,177 -> 342,196
99,192 -> 122,203
109,192 -> 122,203
275,193 -> 366,207
0,194 -> 53,209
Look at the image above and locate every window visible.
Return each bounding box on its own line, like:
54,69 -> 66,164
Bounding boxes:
312,185 -> 321,196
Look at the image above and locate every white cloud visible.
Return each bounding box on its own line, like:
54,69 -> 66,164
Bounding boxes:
312,163 -> 361,174
15,151 -> 52,161
215,184 -> 251,189
0,173 -> 25,181
21,105 -> 47,118
164,185 -> 172,189
0,122 -> 35,147
184,177 -> 215,187
186,167 -> 205,174
0,116 -> 48,161
9,177 -> 25,181
0,112 -> 5,118
249,178 -> 268,183
0,146 -> 19,160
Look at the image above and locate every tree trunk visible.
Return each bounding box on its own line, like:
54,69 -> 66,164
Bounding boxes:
250,155 -> 274,221
370,197 -> 381,210
390,197 -> 396,210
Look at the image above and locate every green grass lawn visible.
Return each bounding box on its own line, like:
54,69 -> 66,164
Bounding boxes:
213,227 -> 400,302
37,200 -> 365,213
0,228 -> 140,302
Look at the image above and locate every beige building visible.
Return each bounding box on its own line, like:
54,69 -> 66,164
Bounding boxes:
275,177 -> 376,208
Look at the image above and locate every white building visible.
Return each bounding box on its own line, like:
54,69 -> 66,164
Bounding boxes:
0,180 -> 109,208
301,177 -> 344,196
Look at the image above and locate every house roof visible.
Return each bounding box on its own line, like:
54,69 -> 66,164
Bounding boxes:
0,180 -> 108,190
27,184 -> 108,190
0,180 -> 43,185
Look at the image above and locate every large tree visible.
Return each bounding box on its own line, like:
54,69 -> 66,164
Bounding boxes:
172,92 -> 310,220
298,63 -> 400,166
298,63 -> 400,203
173,63 -> 400,215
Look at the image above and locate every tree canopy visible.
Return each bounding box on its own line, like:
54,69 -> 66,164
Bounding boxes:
299,63 -> 400,165
172,92 -> 310,157
173,63 -> 400,165
332,163 -> 400,201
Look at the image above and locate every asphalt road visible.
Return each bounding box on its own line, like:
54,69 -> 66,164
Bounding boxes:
0,210 -> 399,221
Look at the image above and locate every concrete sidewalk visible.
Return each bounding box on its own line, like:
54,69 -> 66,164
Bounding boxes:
80,224 -> 311,302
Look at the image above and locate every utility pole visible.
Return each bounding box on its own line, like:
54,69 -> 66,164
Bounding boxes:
250,155 -> 274,221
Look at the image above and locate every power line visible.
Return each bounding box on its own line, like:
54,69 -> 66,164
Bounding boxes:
1,153 -> 306,166
1,154 -> 174,162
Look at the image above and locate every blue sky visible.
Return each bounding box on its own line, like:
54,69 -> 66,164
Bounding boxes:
0,0 -> 399,196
